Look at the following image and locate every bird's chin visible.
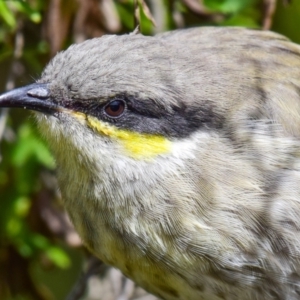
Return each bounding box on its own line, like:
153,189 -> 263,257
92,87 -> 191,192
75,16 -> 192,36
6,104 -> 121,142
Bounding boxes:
35,111 -> 77,147
34,111 -> 62,135
34,109 -> 116,164
35,108 -> 84,132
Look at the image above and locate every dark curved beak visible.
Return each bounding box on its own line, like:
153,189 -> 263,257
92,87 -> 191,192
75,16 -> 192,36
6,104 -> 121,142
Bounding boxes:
0,83 -> 58,114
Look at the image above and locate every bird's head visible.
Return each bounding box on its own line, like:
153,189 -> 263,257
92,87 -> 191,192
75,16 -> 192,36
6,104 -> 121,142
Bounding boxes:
1,30 -> 225,215
0,30 -> 224,173
2,27 -> 298,192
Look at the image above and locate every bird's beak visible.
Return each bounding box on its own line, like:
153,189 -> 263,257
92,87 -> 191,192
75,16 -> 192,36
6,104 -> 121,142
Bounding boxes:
0,83 -> 58,114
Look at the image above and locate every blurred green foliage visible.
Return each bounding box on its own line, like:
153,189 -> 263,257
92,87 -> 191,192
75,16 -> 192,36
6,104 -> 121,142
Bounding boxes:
0,0 -> 300,299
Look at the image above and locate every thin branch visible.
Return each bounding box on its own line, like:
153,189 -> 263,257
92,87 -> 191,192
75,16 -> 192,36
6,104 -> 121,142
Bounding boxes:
262,0 -> 277,30
134,0 -> 139,29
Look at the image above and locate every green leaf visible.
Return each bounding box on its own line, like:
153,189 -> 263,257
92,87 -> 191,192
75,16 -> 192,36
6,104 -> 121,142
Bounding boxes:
12,1 -> 42,23
14,196 -> 31,217
139,2 -> 154,35
6,217 -> 22,236
0,1 -> 17,28
32,234 -> 49,249
12,122 -> 55,169
115,2 -> 134,30
19,242 -> 33,257
46,246 -> 71,269
222,15 -> 260,28
204,0 -> 255,14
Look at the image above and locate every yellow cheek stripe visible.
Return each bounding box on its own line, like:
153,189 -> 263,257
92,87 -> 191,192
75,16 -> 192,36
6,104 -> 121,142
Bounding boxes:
71,112 -> 171,159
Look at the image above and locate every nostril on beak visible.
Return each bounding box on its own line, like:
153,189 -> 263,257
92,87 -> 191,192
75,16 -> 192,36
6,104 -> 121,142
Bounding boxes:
27,86 -> 49,99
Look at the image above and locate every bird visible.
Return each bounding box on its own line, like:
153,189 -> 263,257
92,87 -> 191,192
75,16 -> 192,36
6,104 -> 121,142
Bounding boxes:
1,26 -> 300,300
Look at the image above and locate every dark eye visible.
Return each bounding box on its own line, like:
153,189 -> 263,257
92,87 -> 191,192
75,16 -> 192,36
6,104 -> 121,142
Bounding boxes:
104,100 -> 125,118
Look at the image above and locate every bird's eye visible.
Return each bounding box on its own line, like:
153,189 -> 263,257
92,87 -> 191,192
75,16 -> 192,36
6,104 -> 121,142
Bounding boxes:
104,100 -> 125,118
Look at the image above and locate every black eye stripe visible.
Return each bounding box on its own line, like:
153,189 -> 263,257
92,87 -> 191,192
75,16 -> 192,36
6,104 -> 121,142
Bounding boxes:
59,93 -> 222,138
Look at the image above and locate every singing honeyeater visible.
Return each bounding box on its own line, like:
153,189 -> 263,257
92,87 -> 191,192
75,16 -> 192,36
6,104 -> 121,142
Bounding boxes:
1,26 -> 300,300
